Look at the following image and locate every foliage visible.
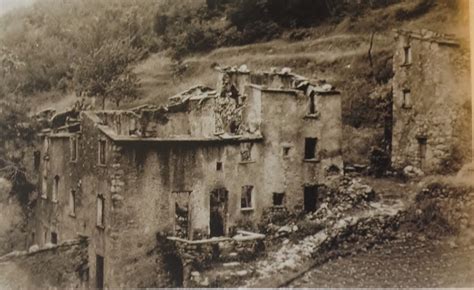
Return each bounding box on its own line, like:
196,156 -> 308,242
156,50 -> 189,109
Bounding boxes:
0,98 -> 38,206
0,0 -> 160,102
395,0 -> 435,21
74,40 -> 142,108
0,0 -> 436,105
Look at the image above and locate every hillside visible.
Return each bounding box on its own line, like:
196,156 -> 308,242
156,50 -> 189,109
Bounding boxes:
128,0 -> 469,164
0,0 -> 469,166
132,0 -> 468,108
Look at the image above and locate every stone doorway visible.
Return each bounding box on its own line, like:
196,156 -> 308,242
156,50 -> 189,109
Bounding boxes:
210,188 -> 228,237
417,137 -> 427,170
174,191 -> 191,239
96,254 -> 104,289
304,185 -> 319,212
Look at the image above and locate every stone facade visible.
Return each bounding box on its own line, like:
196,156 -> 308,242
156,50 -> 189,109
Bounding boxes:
28,67 -> 343,288
391,29 -> 472,174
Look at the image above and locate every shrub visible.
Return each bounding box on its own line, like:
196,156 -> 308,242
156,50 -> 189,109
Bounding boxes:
395,0 -> 435,21
74,39 -> 141,108
240,21 -> 282,44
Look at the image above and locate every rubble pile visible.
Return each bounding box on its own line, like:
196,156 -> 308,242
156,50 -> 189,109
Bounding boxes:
402,182 -> 474,239
316,213 -> 402,257
403,165 -> 425,178
245,199 -> 405,287
306,177 -> 377,224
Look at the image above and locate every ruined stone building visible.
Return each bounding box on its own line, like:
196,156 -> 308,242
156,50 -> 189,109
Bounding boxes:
28,67 -> 343,288
392,29 -> 472,173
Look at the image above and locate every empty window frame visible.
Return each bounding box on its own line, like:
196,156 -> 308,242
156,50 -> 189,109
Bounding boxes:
52,175 -> 59,202
273,192 -> 285,207
240,142 -> 253,162
241,185 -> 253,209
34,151 -> 41,171
403,46 -> 412,65
308,92 -> 317,114
216,162 -> 223,171
70,136 -> 78,162
51,232 -> 58,245
418,137 -> 428,169
97,195 -> 105,227
70,190 -> 76,216
43,229 -> 48,245
98,140 -> 106,165
41,175 -> 48,199
402,89 -> 412,108
304,138 -> 318,160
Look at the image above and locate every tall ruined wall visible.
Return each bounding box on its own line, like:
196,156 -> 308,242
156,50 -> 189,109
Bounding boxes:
259,88 -> 343,212
392,32 -> 472,173
102,140 -> 265,287
159,98 -> 216,137
0,239 -> 88,289
31,112 -> 116,289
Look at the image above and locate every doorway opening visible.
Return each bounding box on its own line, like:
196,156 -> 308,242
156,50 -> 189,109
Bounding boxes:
96,255 -> 104,289
210,188 -> 228,237
174,191 -> 191,239
163,253 -> 183,287
418,137 -> 427,170
304,185 -> 319,212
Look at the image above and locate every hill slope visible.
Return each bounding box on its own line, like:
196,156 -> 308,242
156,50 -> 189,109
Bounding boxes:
129,0 -> 468,164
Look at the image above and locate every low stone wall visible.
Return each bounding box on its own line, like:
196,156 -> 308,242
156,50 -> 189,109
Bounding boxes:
167,231 -> 265,287
0,238 -> 88,289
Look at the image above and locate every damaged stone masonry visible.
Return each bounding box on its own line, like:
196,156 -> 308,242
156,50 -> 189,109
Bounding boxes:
28,66 -> 343,288
391,29 -> 472,174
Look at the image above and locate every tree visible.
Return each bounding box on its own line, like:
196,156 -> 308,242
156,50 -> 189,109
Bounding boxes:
0,98 -> 37,207
74,39 -> 141,109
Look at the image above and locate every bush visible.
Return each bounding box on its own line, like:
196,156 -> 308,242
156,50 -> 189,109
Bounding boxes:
74,39 -> 142,108
240,21 -> 281,44
170,26 -> 219,60
395,0 -> 435,21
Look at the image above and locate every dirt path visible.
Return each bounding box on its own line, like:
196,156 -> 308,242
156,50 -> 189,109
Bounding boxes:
289,237 -> 474,288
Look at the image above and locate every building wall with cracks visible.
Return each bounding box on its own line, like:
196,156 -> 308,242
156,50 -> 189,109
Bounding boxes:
27,67 -> 343,288
392,29 -> 472,173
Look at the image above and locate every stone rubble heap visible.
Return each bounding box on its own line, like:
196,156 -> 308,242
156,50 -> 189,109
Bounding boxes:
306,177 -> 376,224
245,199 -> 405,287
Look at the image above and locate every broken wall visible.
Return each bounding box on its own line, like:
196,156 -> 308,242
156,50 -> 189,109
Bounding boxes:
392,31 -> 472,173
258,88 -> 343,212
31,111 -> 120,289
0,238 -> 88,289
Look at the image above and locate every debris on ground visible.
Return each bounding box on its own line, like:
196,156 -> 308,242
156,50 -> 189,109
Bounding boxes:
403,166 -> 425,178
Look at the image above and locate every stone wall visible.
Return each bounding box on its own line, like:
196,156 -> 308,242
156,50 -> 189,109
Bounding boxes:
168,234 -> 265,287
392,30 -> 472,173
28,67 -> 344,288
0,238 -> 88,289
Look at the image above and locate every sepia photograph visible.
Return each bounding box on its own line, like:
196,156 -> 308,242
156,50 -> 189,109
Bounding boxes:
0,0 -> 473,288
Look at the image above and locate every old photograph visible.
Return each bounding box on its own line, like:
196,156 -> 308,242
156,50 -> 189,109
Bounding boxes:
0,0 -> 472,288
